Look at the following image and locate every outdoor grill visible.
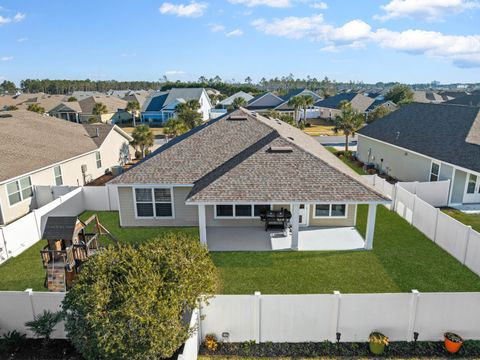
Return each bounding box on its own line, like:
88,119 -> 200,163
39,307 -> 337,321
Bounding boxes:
260,209 -> 292,231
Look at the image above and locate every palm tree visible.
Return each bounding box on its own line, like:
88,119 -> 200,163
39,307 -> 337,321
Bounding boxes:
299,95 -> 315,125
131,124 -> 154,159
27,103 -> 45,114
232,97 -> 247,109
92,102 -> 108,122
287,96 -> 304,125
333,100 -> 365,153
176,100 -> 202,130
126,101 -> 140,126
163,118 -> 188,139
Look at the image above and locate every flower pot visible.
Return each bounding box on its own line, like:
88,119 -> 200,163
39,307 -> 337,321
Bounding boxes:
444,334 -> 463,354
369,341 -> 385,355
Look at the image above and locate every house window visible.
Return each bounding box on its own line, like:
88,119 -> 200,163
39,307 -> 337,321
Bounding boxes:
6,176 -> 33,206
54,166 -> 63,186
314,204 -> 347,218
215,204 -> 272,218
467,174 -> 477,194
134,188 -> 173,218
96,151 -> 102,169
430,162 -> 440,182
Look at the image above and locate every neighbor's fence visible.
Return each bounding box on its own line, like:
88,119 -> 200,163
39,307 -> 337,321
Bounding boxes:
201,291 -> 480,343
363,175 -> 480,278
0,186 -> 118,264
0,290 -> 66,338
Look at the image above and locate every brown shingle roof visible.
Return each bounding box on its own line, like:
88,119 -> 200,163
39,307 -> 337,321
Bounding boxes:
0,110 -> 122,183
111,109 -> 386,203
78,96 -> 127,114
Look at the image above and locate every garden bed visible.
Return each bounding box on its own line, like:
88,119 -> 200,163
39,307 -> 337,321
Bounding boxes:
200,340 -> 480,358
0,339 -> 82,359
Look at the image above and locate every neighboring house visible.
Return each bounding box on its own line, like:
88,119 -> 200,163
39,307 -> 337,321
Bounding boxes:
78,95 -> 130,124
445,94 -> 480,107
315,93 -> 375,120
0,110 -> 133,225
365,99 -> 398,114
109,108 -> 387,251
413,90 -> 453,103
247,92 -> 285,111
141,88 -> 212,124
357,103 -> 480,205
218,91 -> 254,109
49,101 -> 83,122
274,89 -> 323,119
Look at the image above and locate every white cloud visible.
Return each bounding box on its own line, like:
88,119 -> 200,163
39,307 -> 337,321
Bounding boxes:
229,0 -> 291,8
121,52 -> 137,57
159,1 -> 207,17
0,12 -> 25,25
17,37 -> 28,42
226,28 -> 244,37
165,70 -> 186,75
375,0 -> 480,21
1,56 -> 13,61
311,1 -> 328,9
209,23 -> 225,32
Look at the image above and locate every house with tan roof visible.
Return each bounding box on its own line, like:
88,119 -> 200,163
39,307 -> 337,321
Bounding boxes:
314,92 -> 375,120
0,110 -> 133,225
78,95 -> 131,124
109,108 -> 388,251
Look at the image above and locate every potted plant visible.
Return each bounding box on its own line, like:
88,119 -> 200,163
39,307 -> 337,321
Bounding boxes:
444,332 -> 463,354
369,331 -> 389,355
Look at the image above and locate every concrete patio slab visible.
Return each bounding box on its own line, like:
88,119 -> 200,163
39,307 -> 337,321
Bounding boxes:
206,226 -> 365,251
451,203 -> 480,214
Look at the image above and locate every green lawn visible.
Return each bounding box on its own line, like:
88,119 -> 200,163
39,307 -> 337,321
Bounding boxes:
326,147 -> 366,175
1,207 -> 480,293
442,208 -> 480,233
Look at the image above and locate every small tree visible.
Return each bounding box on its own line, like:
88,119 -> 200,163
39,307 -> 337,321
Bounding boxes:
176,100 -> 202,130
92,102 -> 108,122
67,96 -> 77,102
385,84 -> 414,105
131,124 -> 154,158
126,100 -> 140,126
367,106 -> 391,123
299,95 -> 315,125
164,118 -> 188,139
232,97 -> 247,109
333,100 -> 365,153
62,235 -> 217,360
27,103 -> 45,114
25,310 -> 63,349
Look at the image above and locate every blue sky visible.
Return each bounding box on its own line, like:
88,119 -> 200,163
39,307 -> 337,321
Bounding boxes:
1,0 -> 480,85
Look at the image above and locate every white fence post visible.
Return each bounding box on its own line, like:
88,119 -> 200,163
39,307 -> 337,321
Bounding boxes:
24,288 -> 35,318
253,291 -> 261,343
407,290 -> 419,341
462,226 -> 472,265
410,195 -> 417,225
332,290 -> 341,341
433,208 -> 441,243
0,227 -> 8,261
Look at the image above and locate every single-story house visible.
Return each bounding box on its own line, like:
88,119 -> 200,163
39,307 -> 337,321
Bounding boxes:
218,91 -> 254,109
141,88 -> 212,125
314,93 -> 374,120
49,101 -> 83,122
109,108 -> 388,251
0,110 -> 133,225
446,94 -> 480,107
366,99 -> 398,114
357,103 -> 480,205
413,91 -> 453,103
78,96 -> 130,124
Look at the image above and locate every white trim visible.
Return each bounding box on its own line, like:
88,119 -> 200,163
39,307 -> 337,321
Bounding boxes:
312,203 -> 349,219
52,165 -> 63,186
213,203 -> 272,219
132,186 -> 175,219
187,200 -> 390,206
112,183 -> 193,188
429,160 -> 441,182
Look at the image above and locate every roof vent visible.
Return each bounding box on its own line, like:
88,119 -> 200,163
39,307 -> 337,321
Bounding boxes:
287,136 -> 294,141
268,146 -> 293,153
0,114 -> 13,118
228,115 -> 248,121
95,127 -> 100,137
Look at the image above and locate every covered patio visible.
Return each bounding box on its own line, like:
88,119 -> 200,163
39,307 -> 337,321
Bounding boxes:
206,226 -> 365,251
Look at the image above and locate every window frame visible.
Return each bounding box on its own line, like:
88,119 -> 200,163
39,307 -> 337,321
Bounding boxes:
133,187 -> 175,219
53,165 -> 63,186
6,176 -> 33,207
430,161 -> 441,182
214,204 -> 272,219
95,151 -> 102,169
313,204 -> 348,219
467,174 -> 478,194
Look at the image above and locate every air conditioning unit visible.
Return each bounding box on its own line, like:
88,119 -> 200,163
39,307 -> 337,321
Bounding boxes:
81,164 -> 87,173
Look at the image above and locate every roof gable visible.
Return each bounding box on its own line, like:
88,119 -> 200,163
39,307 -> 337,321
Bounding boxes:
247,92 -> 284,109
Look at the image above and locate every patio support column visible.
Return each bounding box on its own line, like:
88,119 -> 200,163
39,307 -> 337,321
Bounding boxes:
198,205 -> 207,246
291,204 -> 300,250
365,203 -> 377,250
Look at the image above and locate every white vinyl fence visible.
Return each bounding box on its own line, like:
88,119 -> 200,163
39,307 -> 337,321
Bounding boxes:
363,175 -> 480,278
0,186 -> 117,264
201,291 -> 480,343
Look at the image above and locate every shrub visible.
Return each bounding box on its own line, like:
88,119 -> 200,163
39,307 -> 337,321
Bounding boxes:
2,330 -> 26,353
63,234 -> 217,360
204,334 -> 218,352
134,150 -> 142,159
25,310 -> 62,348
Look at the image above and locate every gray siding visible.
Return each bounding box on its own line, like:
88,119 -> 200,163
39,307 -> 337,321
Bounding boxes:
357,135 -> 432,181
451,170 -> 467,204
118,186 -> 198,227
